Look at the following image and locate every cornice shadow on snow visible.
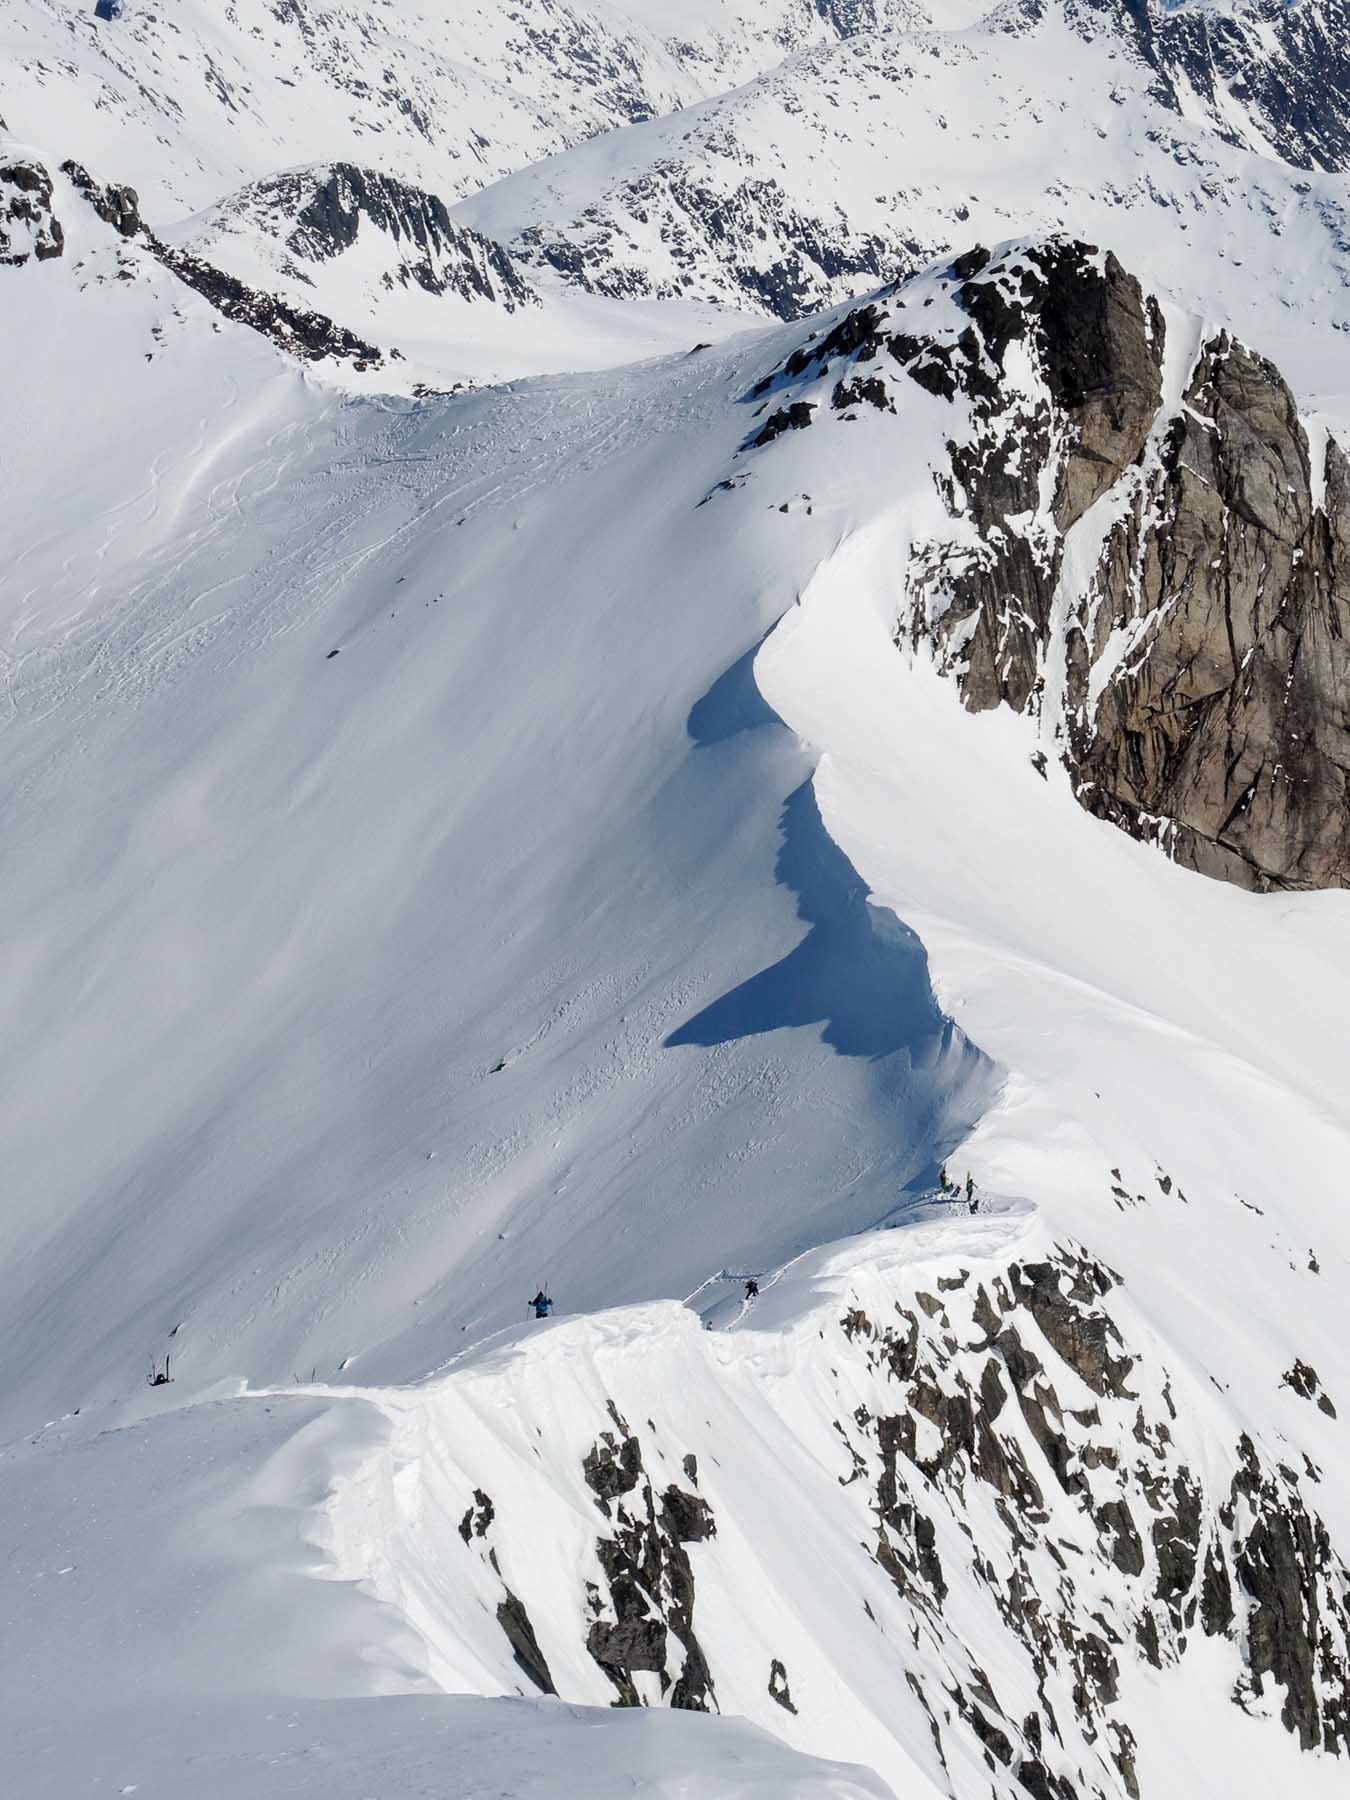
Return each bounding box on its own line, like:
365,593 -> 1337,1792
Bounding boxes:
685,635 -> 779,745
666,778 -> 956,1063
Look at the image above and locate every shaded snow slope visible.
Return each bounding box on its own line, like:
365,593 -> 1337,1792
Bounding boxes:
4,215 -> 1350,1472
1,216 -> 1002,1443
8,6 -> 1350,1797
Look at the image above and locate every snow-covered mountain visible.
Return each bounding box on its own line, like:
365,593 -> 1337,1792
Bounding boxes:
0,0 -> 930,213
5,4 -> 1350,1798
454,0 -> 1350,373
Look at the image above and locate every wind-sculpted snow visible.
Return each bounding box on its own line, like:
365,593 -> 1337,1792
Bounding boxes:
317,1212 -> 1350,1793
16,1203 -> 1348,1798
0,221 -> 1003,1444
1,1384 -> 892,1798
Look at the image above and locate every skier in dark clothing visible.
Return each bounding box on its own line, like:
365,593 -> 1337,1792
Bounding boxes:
529,1290 -> 553,1319
744,1279 -> 759,1301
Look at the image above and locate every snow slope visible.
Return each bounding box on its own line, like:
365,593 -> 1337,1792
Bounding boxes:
7,186 -> 1350,1792
3,1377 -> 890,1798
2,186 -> 1003,1443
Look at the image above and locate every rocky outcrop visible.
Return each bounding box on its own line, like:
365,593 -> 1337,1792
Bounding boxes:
834,1242 -> 1350,1774
481,0 -> 1350,329
61,159 -> 140,238
435,1227 -> 1350,1791
152,238 -> 386,368
0,160 -> 63,265
1072,337 -> 1350,891
581,1407 -> 718,1710
518,162 -> 910,321
739,238 -> 1350,892
56,157 -> 387,370
227,163 -> 538,311
1059,0 -> 1350,175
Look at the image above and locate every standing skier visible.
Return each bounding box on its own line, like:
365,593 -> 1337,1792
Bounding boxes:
529,1290 -> 553,1319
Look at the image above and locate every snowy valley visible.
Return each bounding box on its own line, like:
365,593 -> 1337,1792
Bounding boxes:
4,4 -> 1350,1798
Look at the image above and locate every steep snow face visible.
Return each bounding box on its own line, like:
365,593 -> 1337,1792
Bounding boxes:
2,1378 -> 891,1800
8,47 -> 1350,1786
314,1212 -> 1350,1797
181,163 -> 540,319
4,205 -> 1350,1474
14,1197 -> 1350,1799
454,0 -> 1350,383
171,161 -> 545,388
0,211 -> 1004,1443
8,5 -> 1350,1797
0,0 -> 933,216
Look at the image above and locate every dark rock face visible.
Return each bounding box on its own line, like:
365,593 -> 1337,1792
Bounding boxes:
1283,1360 -> 1338,1418
446,1482 -> 555,1695
498,1588 -> 557,1696
458,1487 -> 495,1543
245,163 -> 536,311
1075,340 -> 1350,892
581,1412 -> 718,1709
61,160 -> 140,238
517,164 -> 913,323
152,238 -> 386,367
58,158 -> 387,370
746,400 -> 816,448
768,1656 -> 798,1712
0,160 -> 64,265
1061,0 -> 1350,175
438,1228 -> 1350,1786
833,1239 -> 1350,1777
741,237 -> 1350,892
1229,1435 -> 1350,1752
